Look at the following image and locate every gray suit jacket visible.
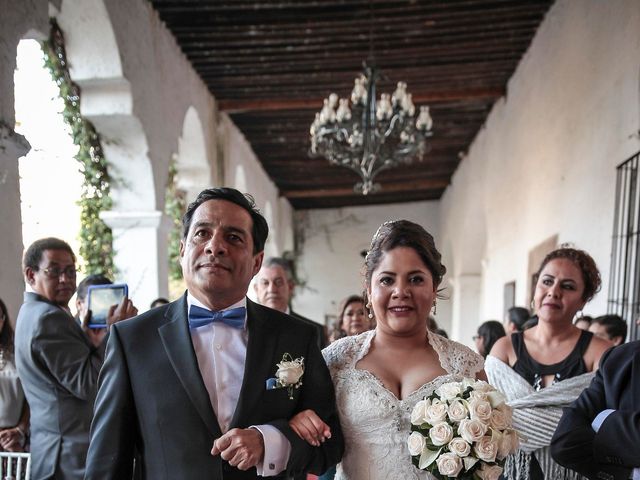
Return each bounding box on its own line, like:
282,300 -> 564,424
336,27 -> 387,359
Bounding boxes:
14,292 -> 105,480
85,295 -> 343,480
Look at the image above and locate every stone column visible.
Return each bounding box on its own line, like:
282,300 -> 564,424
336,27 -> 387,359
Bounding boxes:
0,124 -> 31,322
100,210 -> 171,311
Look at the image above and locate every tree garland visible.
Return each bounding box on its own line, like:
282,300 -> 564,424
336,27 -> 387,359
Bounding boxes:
165,157 -> 185,281
42,19 -> 114,277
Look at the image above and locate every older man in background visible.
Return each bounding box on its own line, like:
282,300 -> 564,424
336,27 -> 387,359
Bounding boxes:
254,257 -> 326,349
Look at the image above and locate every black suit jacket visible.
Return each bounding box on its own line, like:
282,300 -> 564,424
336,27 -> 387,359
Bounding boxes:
551,340 -> 640,480
290,311 -> 327,350
84,295 -> 343,480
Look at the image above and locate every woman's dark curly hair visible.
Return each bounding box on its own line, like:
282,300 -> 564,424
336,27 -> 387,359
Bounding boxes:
364,220 -> 446,290
537,247 -> 601,302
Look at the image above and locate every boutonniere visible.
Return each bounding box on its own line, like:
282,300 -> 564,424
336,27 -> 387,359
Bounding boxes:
266,353 -> 304,399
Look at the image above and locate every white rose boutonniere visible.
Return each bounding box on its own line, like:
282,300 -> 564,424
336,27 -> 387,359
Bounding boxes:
270,353 -> 304,399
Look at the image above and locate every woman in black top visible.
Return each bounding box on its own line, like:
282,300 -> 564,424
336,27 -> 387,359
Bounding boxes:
490,247 -> 612,479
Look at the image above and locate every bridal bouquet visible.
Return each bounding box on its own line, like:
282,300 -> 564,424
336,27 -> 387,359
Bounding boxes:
408,378 -> 519,480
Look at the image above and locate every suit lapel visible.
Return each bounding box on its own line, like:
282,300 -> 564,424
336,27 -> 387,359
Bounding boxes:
158,295 -> 222,437
229,299 -> 278,428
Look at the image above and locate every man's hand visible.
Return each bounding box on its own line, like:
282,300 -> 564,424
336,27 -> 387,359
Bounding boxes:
81,310 -> 108,347
107,296 -> 138,326
211,428 -> 265,471
0,427 -> 25,452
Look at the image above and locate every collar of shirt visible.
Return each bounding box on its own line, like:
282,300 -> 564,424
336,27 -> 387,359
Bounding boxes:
186,292 -> 248,330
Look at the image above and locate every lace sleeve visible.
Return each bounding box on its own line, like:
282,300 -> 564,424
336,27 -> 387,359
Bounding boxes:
322,335 -> 359,377
429,332 -> 484,378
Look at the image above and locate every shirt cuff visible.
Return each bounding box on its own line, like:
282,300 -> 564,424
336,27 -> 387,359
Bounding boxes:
250,425 -> 291,477
591,409 -> 615,433
633,467 -> 640,480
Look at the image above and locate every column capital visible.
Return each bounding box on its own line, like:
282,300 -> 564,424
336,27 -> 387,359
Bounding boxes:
100,210 -> 167,229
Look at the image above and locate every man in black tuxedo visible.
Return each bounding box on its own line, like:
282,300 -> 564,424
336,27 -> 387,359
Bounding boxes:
254,257 -> 327,349
551,340 -> 640,480
85,188 -> 343,479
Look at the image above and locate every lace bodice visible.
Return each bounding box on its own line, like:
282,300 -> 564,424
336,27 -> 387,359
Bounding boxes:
323,330 -> 484,480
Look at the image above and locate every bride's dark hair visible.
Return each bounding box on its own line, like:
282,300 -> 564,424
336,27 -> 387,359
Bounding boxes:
364,220 -> 447,289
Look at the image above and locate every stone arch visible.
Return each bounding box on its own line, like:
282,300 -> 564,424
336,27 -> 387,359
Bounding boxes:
175,106 -> 212,202
55,0 -> 161,307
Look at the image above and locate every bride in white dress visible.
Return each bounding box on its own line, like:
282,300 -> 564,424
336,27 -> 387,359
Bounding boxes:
290,220 -> 485,479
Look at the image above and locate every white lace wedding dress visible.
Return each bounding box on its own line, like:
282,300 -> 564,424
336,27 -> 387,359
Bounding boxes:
323,329 -> 484,480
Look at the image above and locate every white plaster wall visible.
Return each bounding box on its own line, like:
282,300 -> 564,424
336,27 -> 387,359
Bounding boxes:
295,201 -> 442,328
439,0 -> 640,331
222,114 -> 294,258
0,0 -> 49,321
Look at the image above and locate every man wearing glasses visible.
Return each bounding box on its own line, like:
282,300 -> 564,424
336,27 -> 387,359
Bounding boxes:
14,237 -> 136,480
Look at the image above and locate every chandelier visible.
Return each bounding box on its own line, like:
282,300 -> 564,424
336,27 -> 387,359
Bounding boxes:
309,65 -> 433,195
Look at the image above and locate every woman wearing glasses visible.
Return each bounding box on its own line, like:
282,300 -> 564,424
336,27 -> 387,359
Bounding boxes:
0,298 -> 29,452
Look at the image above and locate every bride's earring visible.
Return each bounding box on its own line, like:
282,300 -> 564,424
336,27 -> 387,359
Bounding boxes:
366,302 -> 373,319
432,300 -> 437,315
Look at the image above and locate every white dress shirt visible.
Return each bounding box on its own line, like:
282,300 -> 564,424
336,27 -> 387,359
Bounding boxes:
188,294 -> 291,476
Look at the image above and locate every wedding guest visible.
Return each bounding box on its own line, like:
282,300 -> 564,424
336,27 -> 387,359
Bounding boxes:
0,298 -> 29,452
254,256 -> 327,348
487,247 -> 611,480
149,297 -> 170,309
338,294 -> 369,337
574,315 -> 593,331
14,238 -> 137,479
588,314 -> 627,346
505,306 -> 530,334
289,220 -> 486,479
473,320 -> 506,358
551,339 -> 640,480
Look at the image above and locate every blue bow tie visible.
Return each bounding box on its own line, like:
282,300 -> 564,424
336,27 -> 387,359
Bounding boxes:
188,305 -> 246,330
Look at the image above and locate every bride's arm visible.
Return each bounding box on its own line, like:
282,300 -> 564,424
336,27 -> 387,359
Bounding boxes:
289,409 -> 331,447
476,369 -> 488,381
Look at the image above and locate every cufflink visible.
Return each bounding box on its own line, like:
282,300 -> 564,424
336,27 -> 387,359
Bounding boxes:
269,463 -> 275,470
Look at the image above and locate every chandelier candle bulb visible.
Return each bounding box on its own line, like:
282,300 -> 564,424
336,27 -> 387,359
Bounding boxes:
309,65 -> 434,195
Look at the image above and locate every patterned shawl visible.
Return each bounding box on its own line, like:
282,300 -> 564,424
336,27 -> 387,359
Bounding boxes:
485,355 -> 592,480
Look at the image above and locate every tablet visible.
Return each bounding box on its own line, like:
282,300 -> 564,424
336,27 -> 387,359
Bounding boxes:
87,283 -> 128,328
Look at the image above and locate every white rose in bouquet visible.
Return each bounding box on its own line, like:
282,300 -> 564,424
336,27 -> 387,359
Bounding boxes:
435,381 -> 463,401
473,435 -> 498,463
476,463 -> 503,480
408,378 -> 519,479
489,408 -> 509,431
469,398 -> 493,424
407,431 -> 427,456
429,422 -> 454,446
472,380 -> 493,393
447,399 -> 468,423
457,418 -> 487,444
410,399 -> 431,425
425,399 -> 448,424
436,452 -> 463,477
447,437 -> 471,457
